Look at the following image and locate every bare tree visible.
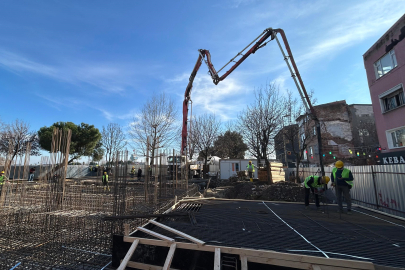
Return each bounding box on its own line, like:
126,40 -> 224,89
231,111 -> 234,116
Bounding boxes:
174,122 -> 198,161
0,119 -> 40,166
187,120 -> 199,161
224,120 -> 237,132
129,92 -> 178,166
238,83 -> 287,184
101,123 -> 127,166
282,90 -> 315,182
193,114 -> 221,166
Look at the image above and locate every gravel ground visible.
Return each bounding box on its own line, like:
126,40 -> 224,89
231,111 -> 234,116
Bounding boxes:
206,180 -> 315,203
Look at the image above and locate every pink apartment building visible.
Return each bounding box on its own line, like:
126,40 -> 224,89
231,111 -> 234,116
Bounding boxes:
363,14 -> 405,164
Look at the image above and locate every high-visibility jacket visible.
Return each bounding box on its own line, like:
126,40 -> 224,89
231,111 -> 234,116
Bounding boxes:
0,176 -> 5,185
332,168 -> 353,187
102,175 -> 109,182
304,175 -> 323,189
246,164 -> 255,172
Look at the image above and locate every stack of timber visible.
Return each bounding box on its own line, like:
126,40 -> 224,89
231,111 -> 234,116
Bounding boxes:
258,162 -> 285,182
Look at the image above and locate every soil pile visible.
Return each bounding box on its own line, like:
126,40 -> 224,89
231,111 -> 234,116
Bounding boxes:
220,181 -> 306,202
257,181 -> 304,202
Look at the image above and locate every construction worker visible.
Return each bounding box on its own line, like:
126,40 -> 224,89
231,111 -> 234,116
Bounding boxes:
0,171 -> 7,195
331,160 -> 354,214
131,166 -> 136,176
304,175 -> 330,210
28,167 -> 36,182
137,167 -> 142,180
102,172 -> 110,191
246,161 -> 255,182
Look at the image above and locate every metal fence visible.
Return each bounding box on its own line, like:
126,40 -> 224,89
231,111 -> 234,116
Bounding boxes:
4,164 -> 149,179
290,164 -> 405,218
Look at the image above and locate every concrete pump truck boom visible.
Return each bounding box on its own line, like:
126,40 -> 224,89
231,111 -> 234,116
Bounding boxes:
181,27 -> 326,177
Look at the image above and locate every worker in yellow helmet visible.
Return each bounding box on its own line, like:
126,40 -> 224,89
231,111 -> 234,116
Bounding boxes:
130,166 -> 136,178
102,171 -> 110,191
304,175 -> 330,211
331,160 -> 354,214
246,161 -> 255,182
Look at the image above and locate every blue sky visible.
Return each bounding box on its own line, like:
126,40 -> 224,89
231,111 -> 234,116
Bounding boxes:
0,0 -> 404,162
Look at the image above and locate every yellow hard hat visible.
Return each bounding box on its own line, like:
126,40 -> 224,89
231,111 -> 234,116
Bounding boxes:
0,171 -> 4,174
249,160 -> 252,163
335,160 -> 344,168
323,176 -> 330,184
104,172 -> 107,175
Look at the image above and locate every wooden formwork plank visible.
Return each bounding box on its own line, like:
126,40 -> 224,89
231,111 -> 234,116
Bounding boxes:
117,239 -> 139,270
240,255 -> 248,270
163,243 -> 177,270
126,261 -> 179,270
214,248 -> 221,270
136,227 -> 174,243
124,237 -> 375,270
149,220 -> 205,246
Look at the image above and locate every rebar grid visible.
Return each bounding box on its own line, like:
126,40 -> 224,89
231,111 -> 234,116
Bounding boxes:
0,148 -> 198,269
133,200 -> 405,269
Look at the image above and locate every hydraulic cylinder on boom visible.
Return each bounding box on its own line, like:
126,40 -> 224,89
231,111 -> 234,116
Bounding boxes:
181,27 -> 325,177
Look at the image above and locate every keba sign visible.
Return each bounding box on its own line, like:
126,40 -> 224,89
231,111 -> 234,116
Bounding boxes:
380,151 -> 405,164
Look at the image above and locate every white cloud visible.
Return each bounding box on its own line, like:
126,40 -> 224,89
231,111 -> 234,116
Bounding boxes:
98,109 -> 114,121
37,93 -> 140,122
296,0 -> 405,67
210,0 -> 405,78
0,50 -> 58,77
167,72 -> 250,121
0,49 -> 146,94
90,107 -> 140,122
271,75 -> 287,90
36,93 -> 82,111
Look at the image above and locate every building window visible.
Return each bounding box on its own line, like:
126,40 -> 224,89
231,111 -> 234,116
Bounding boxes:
301,134 -> 305,144
303,149 -> 307,160
387,126 -> 405,149
359,129 -> 369,143
379,84 -> 405,113
313,126 -> 316,136
374,50 -> 397,79
359,129 -> 369,136
309,147 -> 313,159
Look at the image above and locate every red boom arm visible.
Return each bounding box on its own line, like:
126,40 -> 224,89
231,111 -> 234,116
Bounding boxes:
181,28 -> 317,157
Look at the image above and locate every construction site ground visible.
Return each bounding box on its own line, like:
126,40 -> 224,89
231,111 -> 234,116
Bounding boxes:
206,180 -> 305,202
117,198 -> 405,269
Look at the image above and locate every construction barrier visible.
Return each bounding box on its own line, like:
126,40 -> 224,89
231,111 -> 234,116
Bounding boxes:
293,164 -> 405,218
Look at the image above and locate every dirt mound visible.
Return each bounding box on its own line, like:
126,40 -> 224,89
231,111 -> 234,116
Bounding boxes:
224,182 -> 255,199
222,181 -> 306,202
257,181 -> 304,202
208,177 -> 238,189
